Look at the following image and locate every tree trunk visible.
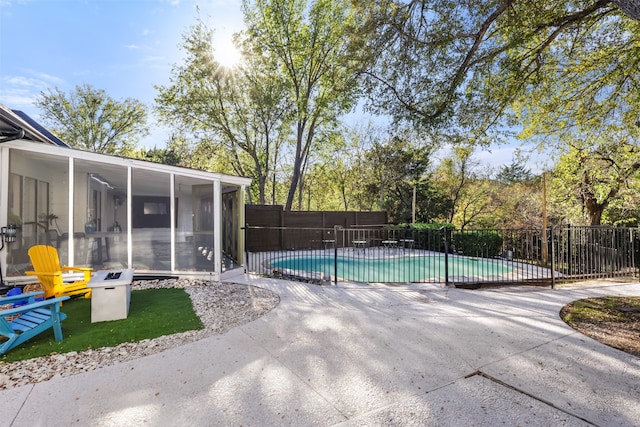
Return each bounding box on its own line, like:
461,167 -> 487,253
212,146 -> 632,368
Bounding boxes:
258,175 -> 267,205
286,154 -> 303,211
579,168 -> 621,226
612,0 -> 640,21
584,196 -> 606,225
297,173 -> 304,211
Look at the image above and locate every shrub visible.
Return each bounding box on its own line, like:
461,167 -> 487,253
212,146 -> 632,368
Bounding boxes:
452,230 -> 503,257
405,222 -> 455,231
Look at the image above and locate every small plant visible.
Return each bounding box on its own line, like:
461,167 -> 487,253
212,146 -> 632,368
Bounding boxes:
7,212 -> 22,226
38,213 -> 61,233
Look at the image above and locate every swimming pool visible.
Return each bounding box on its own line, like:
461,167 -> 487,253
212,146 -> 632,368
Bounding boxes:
270,254 -> 513,283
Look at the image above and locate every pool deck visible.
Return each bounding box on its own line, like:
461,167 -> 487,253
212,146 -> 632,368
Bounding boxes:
2,273 -> 640,426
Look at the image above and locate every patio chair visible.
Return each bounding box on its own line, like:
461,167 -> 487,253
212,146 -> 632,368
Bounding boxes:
25,245 -> 93,299
0,291 -> 69,355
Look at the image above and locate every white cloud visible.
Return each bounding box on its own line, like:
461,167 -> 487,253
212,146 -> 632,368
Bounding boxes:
0,70 -> 65,111
3,74 -> 53,89
4,76 -> 35,86
142,56 -> 166,63
0,92 -> 36,108
30,71 -> 64,85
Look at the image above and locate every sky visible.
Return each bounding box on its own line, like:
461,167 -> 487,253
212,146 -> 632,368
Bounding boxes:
0,0 -> 546,171
0,0 -> 245,149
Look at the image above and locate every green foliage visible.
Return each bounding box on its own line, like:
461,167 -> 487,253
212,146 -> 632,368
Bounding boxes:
35,84 -> 148,154
452,230 -> 503,257
496,161 -> 533,185
549,134 -> 640,225
358,130 -> 451,223
133,146 -> 183,166
155,18 -> 288,204
141,0 -> 638,228
242,0 -> 372,210
406,222 -> 454,230
1,288 -> 202,362
388,222 -> 454,251
515,13 -> 640,142
356,0 -> 639,163
156,0 -> 372,207
433,147 -> 505,229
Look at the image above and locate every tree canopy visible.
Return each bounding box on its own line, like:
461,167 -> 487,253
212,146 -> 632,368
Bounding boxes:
35,84 -> 148,155
156,0 -> 371,208
358,1 -> 639,140
242,0 -> 372,210
155,18 -> 291,204
157,0 -> 640,226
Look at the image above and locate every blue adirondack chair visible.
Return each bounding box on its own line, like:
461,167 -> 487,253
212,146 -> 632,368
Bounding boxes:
0,291 -> 70,355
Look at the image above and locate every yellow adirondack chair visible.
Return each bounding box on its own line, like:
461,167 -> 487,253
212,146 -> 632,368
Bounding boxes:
25,245 -> 93,299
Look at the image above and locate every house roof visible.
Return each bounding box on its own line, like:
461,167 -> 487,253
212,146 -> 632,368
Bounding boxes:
0,105 -> 68,147
0,102 -> 252,189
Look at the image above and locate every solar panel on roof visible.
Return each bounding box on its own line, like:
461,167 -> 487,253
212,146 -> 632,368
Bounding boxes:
11,110 -> 69,147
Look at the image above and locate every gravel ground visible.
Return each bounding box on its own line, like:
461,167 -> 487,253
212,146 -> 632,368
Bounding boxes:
0,279 -> 280,390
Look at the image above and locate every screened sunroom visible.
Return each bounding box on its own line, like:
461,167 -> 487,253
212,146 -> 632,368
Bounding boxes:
0,106 -> 250,287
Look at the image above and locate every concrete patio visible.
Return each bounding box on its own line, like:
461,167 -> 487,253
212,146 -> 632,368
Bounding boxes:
1,275 -> 639,426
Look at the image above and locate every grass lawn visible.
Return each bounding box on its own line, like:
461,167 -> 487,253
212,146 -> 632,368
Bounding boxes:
1,288 -> 203,363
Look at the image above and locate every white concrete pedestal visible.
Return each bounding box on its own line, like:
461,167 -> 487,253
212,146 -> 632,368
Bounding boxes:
87,269 -> 134,323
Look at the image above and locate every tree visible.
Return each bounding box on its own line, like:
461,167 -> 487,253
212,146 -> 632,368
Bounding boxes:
243,0 -> 371,210
612,0 -> 640,20
493,178 -> 544,229
358,1 -> 639,141
513,4 -> 640,141
433,147 -> 484,228
35,84 -> 148,154
361,132 -> 447,223
353,0 -> 640,227
437,147 -> 476,224
155,19 -> 291,205
496,160 -> 533,185
132,134 -> 190,167
551,134 -> 640,225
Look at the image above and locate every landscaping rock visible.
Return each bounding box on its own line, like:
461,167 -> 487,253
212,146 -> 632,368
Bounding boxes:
0,279 -> 279,389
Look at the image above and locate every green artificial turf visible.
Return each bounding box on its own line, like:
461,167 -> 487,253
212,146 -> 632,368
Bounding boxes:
1,288 -> 203,363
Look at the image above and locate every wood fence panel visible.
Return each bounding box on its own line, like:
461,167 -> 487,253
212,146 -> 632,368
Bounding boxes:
245,206 -> 388,251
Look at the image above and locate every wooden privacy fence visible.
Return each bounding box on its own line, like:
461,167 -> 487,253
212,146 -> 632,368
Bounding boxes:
245,205 -> 387,253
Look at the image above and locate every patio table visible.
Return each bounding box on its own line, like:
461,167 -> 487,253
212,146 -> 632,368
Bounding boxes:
322,239 -> 336,250
381,240 -> 398,252
352,240 -> 367,253
399,239 -> 415,250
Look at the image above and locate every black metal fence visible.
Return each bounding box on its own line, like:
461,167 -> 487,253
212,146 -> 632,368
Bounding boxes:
244,225 -> 640,287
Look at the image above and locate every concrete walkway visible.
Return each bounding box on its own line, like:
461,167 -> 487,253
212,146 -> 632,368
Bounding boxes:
2,277 -> 639,426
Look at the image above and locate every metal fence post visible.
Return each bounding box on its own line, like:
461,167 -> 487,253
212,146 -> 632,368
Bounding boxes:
567,224 -> 572,276
632,227 -> 638,279
442,226 -> 450,287
243,225 -> 247,274
550,226 -> 555,289
334,225 -> 340,285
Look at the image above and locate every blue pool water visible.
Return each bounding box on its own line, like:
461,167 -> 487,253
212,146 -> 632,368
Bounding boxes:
271,254 -> 513,283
